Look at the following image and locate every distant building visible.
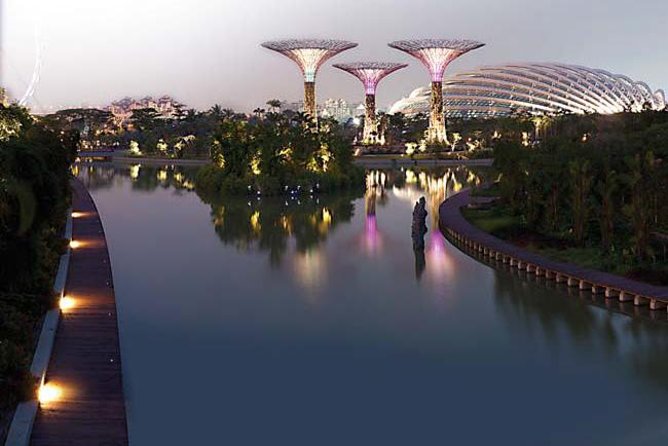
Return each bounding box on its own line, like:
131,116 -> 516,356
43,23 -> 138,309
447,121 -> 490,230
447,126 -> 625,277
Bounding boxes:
389,63 -> 667,119
281,100 -> 304,113
107,95 -> 185,127
320,98 -> 353,122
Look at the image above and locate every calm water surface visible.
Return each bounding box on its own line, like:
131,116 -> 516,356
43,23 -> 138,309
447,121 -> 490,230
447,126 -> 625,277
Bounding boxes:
78,163 -> 668,446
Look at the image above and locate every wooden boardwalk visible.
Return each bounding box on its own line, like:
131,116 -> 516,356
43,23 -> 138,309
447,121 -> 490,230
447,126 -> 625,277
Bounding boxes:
30,180 -> 128,445
440,189 -> 668,309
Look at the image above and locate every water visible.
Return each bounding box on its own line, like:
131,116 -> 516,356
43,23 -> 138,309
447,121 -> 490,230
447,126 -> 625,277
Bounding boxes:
77,163 -> 668,446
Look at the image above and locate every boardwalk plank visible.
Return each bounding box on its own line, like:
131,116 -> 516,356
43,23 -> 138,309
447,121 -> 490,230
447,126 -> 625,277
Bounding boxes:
30,179 -> 128,445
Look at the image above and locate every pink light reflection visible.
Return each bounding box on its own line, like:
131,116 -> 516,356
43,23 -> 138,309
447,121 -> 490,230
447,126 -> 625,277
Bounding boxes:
425,229 -> 456,283
362,214 -> 383,255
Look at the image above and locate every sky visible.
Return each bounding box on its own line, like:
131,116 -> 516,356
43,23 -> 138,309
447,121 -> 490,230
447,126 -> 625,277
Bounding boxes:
2,0 -> 667,112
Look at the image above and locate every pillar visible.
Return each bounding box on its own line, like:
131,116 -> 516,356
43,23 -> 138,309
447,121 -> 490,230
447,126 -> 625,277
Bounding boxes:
363,94 -> 377,144
428,81 -> 447,144
304,81 -> 317,121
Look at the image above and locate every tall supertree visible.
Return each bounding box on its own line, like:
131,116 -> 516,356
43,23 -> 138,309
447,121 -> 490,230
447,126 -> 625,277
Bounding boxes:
334,62 -> 407,145
389,39 -> 484,144
261,39 -> 358,120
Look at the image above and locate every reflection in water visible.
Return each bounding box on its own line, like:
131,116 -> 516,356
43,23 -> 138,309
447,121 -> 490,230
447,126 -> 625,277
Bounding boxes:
411,197 -> 428,281
77,162 -> 197,192
362,174 -> 386,256
77,163 -> 484,288
292,249 -> 326,298
200,191 -> 359,268
493,268 -> 668,393
366,167 -> 485,282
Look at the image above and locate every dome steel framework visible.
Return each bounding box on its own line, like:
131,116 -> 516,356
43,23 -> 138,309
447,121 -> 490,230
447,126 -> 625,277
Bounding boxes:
333,62 -> 407,144
261,39 -> 358,119
389,39 -> 485,144
389,63 -> 667,119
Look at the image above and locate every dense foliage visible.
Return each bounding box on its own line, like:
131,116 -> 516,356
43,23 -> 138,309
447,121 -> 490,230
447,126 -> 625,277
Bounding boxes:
196,112 -> 364,196
490,111 -> 668,282
0,103 -> 75,415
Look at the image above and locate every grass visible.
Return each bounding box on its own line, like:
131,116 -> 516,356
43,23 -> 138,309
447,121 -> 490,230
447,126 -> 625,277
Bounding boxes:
470,182 -> 501,198
462,206 -> 520,236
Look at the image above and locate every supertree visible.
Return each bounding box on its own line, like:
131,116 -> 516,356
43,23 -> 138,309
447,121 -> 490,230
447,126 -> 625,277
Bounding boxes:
261,39 -> 358,120
333,62 -> 407,145
389,39 -> 484,144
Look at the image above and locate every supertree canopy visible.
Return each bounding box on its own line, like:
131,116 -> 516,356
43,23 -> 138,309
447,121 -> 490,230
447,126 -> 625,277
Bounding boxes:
261,39 -> 358,120
389,39 -> 484,144
334,62 -> 407,145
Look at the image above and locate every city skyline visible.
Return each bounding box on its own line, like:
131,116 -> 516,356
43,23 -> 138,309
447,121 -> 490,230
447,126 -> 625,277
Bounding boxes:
3,0 -> 668,112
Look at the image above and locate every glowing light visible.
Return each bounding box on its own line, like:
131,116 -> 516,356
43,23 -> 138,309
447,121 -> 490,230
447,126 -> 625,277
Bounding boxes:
363,214 -> 383,255
69,240 -> 82,249
262,39 -> 358,82
59,296 -> 75,312
129,140 -> 142,155
38,382 -> 62,405
280,215 -> 292,234
250,211 -> 261,234
215,153 -> 226,169
293,249 -> 326,296
335,62 -> 407,95
389,39 -> 485,81
250,155 -> 261,176
157,170 -> 168,182
129,164 -> 140,180
71,212 -> 86,219
156,139 -> 168,153
322,208 -> 332,225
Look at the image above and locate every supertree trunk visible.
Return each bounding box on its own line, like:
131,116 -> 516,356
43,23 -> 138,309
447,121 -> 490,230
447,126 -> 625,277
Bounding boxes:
364,94 -> 377,144
429,81 -> 447,144
304,81 -> 317,121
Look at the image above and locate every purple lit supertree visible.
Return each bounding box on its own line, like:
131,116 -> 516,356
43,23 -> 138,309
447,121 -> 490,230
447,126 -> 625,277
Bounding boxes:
334,62 -> 407,145
261,39 -> 358,120
389,39 -> 484,144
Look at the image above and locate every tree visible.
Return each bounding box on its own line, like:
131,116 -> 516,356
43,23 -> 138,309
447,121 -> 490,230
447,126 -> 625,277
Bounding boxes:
596,167 -> 617,253
266,99 -> 282,113
569,159 -> 592,245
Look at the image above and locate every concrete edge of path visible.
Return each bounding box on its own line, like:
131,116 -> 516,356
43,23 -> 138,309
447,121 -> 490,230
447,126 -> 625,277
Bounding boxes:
4,210 -> 73,446
354,157 -> 494,168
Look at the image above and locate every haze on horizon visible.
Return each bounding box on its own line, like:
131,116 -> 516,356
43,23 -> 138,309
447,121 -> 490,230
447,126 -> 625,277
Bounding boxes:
2,0 -> 667,112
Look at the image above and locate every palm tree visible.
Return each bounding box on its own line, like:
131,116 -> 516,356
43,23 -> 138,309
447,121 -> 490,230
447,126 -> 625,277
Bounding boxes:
266,99 -> 282,113
209,104 -> 224,120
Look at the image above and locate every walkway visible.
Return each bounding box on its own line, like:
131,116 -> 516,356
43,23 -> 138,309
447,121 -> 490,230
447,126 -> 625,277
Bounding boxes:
439,189 -> 668,309
30,180 -> 128,445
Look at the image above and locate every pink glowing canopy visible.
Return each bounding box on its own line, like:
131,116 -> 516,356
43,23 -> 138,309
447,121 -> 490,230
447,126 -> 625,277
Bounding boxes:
333,62 -> 408,95
261,39 -> 358,82
388,39 -> 485,82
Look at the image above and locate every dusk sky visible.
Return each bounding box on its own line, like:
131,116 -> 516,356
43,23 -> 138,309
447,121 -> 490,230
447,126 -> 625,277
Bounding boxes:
3,0 -> 667,112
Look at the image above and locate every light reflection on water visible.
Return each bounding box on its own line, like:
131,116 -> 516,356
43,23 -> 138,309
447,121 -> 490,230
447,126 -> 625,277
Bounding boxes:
77,162 -> 668,446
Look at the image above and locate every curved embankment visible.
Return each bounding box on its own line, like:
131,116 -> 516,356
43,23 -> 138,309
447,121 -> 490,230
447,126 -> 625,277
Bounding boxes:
439,189 -> 668,314
354,157 -> 494,169
28,179 -> 128,445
